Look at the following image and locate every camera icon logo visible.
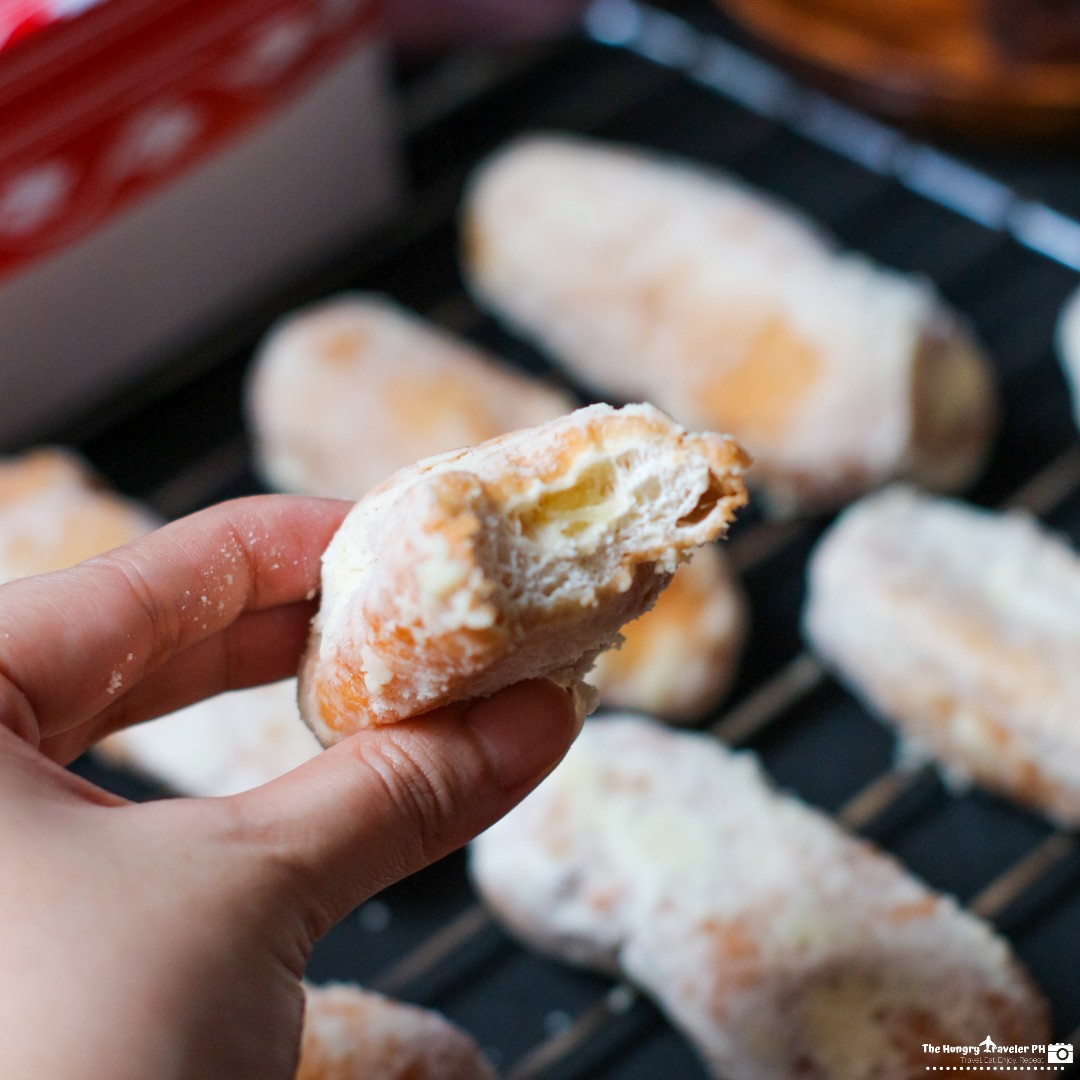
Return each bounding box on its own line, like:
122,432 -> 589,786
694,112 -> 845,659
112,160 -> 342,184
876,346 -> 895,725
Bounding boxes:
1048,1043 -> 1074,1064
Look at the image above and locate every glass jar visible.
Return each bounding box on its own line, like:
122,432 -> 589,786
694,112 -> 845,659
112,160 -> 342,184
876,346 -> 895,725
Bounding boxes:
720,0 -> 1080,137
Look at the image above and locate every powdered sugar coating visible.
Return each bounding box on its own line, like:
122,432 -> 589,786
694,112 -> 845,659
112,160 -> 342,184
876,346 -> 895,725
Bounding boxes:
300,403 -> 749,741
298,983 -> 497,1080
95,679 -> 319,797
0,447 -> 158,584
247,293 -> 575,499
587,544 -> 746,722
470,716 -> 1047,1079
805,485 -> 1080,825
464,135 -> 996,515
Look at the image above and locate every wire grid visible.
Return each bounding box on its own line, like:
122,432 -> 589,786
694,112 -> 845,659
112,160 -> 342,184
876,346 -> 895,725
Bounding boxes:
71,3 -> 1080,1076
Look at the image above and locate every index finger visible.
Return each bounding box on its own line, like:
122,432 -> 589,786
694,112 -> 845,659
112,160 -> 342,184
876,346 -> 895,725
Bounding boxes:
0,495 -> 349,752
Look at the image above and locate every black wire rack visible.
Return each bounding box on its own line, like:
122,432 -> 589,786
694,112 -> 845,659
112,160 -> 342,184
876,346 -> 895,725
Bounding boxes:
70,1 -> 1080,1075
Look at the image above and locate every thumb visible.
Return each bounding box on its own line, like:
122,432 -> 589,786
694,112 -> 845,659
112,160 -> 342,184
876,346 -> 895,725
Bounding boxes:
230,680 -> 580,941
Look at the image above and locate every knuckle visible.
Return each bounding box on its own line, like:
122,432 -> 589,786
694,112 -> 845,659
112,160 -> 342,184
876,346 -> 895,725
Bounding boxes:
219,518 -> 258,597
360,732 -> 464,865
101,552 -> 180,667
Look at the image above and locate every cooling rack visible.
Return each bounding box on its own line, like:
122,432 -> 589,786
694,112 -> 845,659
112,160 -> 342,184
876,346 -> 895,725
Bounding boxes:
71,2 -> 1080,1074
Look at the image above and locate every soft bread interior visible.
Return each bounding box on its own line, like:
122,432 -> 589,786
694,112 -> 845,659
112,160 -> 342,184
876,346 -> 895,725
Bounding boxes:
366,445 -> 744,711
305,403 -> 749,737
490,445 -> 740,615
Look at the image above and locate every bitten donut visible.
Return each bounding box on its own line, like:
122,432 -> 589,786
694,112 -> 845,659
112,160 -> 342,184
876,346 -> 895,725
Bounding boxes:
470,716 -> 1048,1080
298,982 -> 497,1080
463,135 -> 996,516
299,403 -> 749,742
586,544 -> 746,722
246,293 -> 576,499
804,485 -> 1080,825
0,447 -> 157,584
95,679 -> 320,797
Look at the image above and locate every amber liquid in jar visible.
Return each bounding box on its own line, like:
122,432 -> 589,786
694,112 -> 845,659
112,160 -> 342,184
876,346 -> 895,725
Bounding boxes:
720,0 -> 1080,136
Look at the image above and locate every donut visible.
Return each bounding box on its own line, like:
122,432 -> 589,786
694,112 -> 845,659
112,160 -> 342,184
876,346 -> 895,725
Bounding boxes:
587,544 -> 746,722
299,403 -> 749,741
95,679 -> 320,797
463,135 -> 996,516
298,982 -> 497,1080
0,447 -> 157,584
247,293 -> 575,499
804,484 -> 1080,825
470,715 -> 1048,1079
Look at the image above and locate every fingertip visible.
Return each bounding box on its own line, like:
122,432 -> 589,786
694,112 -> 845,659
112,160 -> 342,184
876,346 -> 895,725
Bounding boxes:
462,679 -> 583,792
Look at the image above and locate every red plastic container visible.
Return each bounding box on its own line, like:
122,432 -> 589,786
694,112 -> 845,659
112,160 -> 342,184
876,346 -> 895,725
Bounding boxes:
0,0 -> 400,443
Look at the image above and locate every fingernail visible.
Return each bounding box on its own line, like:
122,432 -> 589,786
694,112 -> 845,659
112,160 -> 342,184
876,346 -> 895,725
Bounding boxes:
464,680 -> 583,790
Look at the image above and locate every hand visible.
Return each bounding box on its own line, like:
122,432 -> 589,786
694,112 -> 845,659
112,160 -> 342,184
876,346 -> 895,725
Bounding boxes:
0,495 -> 579,1080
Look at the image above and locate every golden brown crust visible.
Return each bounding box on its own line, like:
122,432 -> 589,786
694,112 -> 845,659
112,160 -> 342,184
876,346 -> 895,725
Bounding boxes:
301,404 -> 749,742
805,485 -> 1080,825
587,545 -> 747,721
297,983 -> 497,1080
0,447 -> 157,584
464,135 -> 997,515
247,294 -> 576,499
471,717 -> 1049,1080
